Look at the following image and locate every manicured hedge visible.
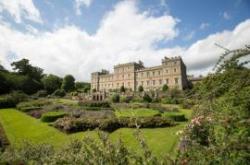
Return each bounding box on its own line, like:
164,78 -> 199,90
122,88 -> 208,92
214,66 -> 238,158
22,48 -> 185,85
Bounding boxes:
16,99 -> 51,112
78,101 -> 111,108
0,91 -> 27,108
41,111 -> 67,122
54,116 -> 175,133
165,114 -> 187,122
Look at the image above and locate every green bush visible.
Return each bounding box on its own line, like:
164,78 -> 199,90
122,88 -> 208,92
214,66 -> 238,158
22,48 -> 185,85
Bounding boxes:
120,96 -> 133,103
41,111 -> 67,122
35,90 -> 48,97
52,89 -> 66,97
54,116 -> 175,133
17,99 -> 51,112
166,114 -> 186,121
111,94 -> 120,103
78,101 -> 111,108
0,91 -> 27,108
143,94 -> 152,103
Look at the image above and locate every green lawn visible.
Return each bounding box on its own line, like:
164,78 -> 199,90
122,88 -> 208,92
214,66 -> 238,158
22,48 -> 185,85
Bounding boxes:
0,108 -> 189,157
115,108 -> 160,117
115,107 -> 193,121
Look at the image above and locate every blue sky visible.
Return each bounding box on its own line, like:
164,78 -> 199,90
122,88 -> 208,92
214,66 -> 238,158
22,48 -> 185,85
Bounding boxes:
0,0 -> 249,80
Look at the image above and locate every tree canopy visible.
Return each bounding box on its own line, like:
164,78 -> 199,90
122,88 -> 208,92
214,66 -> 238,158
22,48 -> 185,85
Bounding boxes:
61,75 -> 75,92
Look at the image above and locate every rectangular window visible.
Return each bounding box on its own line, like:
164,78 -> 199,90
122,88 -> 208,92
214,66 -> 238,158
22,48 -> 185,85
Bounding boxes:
147,72 -> 150,77
152,71 -> 155,76
175,78 -> 178,84
158,71 -> 160,75
153,80 -> 155,85
159,79 -> 162,85
147,81 -> 150,85
174,68 -> 176,72
166,79 -> 169,84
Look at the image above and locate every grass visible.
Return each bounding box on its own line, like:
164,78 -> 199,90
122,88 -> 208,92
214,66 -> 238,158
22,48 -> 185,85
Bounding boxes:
0,108 -> 190,157
115,108 -> 160,117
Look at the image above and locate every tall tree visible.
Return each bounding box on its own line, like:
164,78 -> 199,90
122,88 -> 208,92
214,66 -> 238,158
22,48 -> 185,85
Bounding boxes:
11,59 -> 43,81
61,75 -> 75,92
42,74 -> 62,94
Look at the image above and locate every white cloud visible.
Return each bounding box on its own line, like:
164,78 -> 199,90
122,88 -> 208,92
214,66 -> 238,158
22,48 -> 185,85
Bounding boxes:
223,11 -> 231,20
75,0 -> 93,15
199,22 -> 210,30
0,0 -> 42,23
0,0 -> 249,81
183,19 -> 250,75
0,0 -> 179,81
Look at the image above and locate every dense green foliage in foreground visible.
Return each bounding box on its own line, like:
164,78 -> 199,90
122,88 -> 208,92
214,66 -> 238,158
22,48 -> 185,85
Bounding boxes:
177,46 -> 250,164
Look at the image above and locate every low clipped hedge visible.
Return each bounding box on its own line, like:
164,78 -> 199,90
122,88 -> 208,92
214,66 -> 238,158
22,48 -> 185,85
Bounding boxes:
17,99 -> 51,112
165,114 -> 186,122
41,111 -> 67,122
0,91 -> 27,108
54,116 -> 175,133
78,101 -> 111,108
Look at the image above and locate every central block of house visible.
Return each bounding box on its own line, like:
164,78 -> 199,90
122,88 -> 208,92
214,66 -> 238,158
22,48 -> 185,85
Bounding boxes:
91,56 -> 188,92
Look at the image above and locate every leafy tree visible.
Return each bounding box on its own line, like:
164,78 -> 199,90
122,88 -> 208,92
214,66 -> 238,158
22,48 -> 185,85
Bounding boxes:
75,82 -> 90,93
11,59 -> 43,81
138,85 -> 144,92
0,72 -> 10,94
162,84 -> 168,92
61,75 -> 75,92
42,74 -> 62,94
120,86 -> 126,93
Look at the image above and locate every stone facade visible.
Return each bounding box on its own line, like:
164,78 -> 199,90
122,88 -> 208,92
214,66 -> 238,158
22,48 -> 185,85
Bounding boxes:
91,56 -> 188,92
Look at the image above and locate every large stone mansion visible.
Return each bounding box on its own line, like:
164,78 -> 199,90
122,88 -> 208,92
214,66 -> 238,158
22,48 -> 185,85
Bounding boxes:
91,56 -> 189,92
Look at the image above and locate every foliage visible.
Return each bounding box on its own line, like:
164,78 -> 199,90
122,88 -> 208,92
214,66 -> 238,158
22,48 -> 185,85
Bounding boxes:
0,91 -> 27,108
138,85 -> 144,92
142,94 -> 152,103
120,86 -> 126,93
54,116 -> 175,133
42,74 -> 62,94
41,111 -> 67,122
79,101 -> 111,108
112,94 -> 120,103
34,90 -> 48,97
162,84 -> 168,92
177,45 -> 250,164
120,96 -> 133,103
16,99 -> 51,112
52,89 -> 66,97
0,131 -> 176,165
75,82 -> 90,93
11,58 -> 43,81
61,74 -> 75,92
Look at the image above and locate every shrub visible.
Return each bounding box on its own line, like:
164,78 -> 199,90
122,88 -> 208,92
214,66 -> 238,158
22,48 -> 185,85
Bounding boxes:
120,86 -> 126,93
120,96 -> 133,103
166,114 -> 186,121
53,89 -> 66,97
0,91 -> 27,108
182,99 -> 195,109
41,111 -> 67,122
35,90 -> 48,97
162,84 -> 168,92
138,85 -> 144,92
78,101 -> 111,108
112,94 -> 120,103
17,99 -> 51,112
54,116 -> 175,133
143,94 -> 152,103
161,97 -> 179,104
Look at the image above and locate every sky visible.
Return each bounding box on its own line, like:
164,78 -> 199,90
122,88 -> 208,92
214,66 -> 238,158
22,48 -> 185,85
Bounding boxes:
0,0 -> 249,81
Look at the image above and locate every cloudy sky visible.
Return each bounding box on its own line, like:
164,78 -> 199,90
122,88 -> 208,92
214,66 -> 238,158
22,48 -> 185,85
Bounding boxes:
0,0 -> 249,81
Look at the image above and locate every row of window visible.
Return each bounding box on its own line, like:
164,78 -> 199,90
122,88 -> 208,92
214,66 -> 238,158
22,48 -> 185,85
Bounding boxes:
95,78 -> 179,89
136,68 -> 177,78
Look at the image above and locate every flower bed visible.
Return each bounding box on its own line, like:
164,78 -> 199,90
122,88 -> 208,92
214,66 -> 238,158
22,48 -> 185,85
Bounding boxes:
53,116 -> 175,133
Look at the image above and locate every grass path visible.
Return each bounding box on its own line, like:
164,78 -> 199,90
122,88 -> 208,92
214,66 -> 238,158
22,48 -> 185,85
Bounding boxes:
0,108 -> 189,157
